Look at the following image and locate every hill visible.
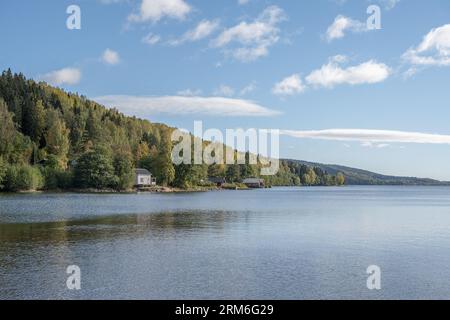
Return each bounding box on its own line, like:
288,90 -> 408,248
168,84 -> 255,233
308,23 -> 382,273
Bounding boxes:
0,69 -> 445,191
285,159 -> 449,186
0,69 -> 344,191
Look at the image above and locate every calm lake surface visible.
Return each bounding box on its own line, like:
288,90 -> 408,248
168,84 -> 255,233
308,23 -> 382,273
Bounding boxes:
1,186 -> 450,300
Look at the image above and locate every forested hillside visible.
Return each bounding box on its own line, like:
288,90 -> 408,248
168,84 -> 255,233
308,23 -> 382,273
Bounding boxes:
289,160 -> 449,186
0,70 -> 344,192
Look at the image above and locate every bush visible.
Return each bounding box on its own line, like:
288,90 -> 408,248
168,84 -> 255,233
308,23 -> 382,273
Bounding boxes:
0,156 -> 6,189
4,164 -> 44,191
56,170 -> 73,189
42,167 -> 73,190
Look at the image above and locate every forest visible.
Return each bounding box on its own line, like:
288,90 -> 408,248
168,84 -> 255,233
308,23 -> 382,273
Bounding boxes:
0,70 -> 344,192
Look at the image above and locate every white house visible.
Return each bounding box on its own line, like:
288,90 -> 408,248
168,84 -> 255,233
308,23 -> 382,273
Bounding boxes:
135,168 -> 156,187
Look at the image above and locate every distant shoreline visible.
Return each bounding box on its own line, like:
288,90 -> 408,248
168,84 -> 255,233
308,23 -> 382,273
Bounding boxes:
3,184 -> 450,196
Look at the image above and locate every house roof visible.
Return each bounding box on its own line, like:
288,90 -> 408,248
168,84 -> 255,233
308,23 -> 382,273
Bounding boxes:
243,178 -> 264,184
135,168 -> 151,175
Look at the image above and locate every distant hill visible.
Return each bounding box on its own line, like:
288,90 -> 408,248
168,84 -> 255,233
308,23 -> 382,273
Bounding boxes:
284,159 -> 450,186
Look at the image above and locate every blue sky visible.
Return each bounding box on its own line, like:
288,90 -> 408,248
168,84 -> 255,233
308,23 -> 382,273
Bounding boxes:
1,0 -> 450,179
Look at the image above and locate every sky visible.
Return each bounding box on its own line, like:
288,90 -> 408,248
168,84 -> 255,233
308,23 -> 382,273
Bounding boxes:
1,0 -> 450,180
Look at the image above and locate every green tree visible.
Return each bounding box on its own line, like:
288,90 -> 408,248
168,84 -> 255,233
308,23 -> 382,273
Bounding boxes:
45,109 -> 70,169
113,153 -> 135,190
226,165 -> 240,183
0,98 -> 32,164
74,146 -> 116,189
152,133 -> 175,186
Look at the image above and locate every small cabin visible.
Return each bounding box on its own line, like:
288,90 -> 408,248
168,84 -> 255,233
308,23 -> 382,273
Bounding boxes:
243,178 -> 265,188
135,168 -> 156,187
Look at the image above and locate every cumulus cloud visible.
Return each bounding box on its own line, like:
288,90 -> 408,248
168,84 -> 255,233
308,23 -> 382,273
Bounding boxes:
101,49 -> 120,65
142,33 -> 161,45
40,68 -> 81,86
402,24 -> 450,67
306,56 -> 391,88
326,15 -> 367,41
212,5 -> 286,62
128,0 -> 191,23
272,74 -> 305,96
169,19 -> 220,46
280,129 -> 450,145
94,95 -> 280,117
238,0 -> 250,5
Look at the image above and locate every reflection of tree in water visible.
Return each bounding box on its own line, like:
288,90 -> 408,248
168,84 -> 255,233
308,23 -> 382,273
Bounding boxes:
0,210 -> 244,245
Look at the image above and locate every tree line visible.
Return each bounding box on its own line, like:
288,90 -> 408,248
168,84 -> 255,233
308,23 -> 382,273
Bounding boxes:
0,70 -> 344,192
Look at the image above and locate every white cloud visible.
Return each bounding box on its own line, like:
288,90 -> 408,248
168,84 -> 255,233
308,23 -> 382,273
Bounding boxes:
101,49 -> 120,65
142,33 -> 161,45
402,24 -> 450,67
238,0 -> 250,5
212,5 -> 286,62
326,15 -> 367,42
128,0 -> 191,23
40,68 -> 81,86
272,74 -> 305,96
94,95 -> 280,117
306,56 -> 391,88
213,85 -> 235,97
280,129 -> 450,145
169,19 -> 220,46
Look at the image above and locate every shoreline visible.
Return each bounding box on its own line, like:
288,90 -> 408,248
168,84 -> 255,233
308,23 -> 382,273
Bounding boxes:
1,185 -> 253,195
3,184 -> 450,196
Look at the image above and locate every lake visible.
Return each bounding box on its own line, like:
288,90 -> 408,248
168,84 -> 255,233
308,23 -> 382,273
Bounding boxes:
1,186 -> 450,300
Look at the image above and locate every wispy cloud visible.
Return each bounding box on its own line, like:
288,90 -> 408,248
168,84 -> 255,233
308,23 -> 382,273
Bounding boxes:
381,0 -> 400,10
325,15 -> 367,42
176,88 -> 202,96
238,0 -> 250,5
128,0 -> 191,23
240,82 -> 257,96
281,129 -> 450,145
142,33 -> 161,45
101,49 -> 120,65
213,85 -> 235,97
211,5 -> 286,62
94,95 -> 280,117
169,19 -> 220,46
40,68 -> 81,86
